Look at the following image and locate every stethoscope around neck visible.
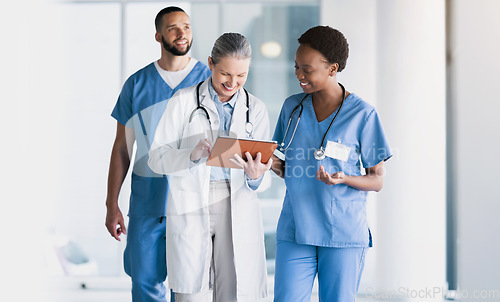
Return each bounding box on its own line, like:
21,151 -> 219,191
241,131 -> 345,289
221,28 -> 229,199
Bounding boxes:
189,80 -> 253,139
279,82 -> 346,160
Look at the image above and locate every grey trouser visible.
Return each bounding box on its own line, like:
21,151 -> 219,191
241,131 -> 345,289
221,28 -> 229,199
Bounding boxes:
175,180 -> 237,302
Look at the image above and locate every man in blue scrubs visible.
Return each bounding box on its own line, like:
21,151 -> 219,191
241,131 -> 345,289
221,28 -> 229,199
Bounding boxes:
105,7 -> 211,302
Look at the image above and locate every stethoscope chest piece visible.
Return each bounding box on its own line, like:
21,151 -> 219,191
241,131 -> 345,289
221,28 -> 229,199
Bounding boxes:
314,148 -> 326,160
245,122 -> 253,137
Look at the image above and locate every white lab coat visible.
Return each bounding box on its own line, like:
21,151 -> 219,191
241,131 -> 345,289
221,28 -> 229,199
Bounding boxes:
148,79 -> 269,301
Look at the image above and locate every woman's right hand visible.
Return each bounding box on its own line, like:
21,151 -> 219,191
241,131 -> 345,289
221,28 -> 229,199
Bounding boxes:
190,139 -> 212,162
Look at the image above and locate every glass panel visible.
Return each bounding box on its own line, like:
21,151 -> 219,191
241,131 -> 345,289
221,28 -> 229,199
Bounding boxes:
190,3 -> 219,64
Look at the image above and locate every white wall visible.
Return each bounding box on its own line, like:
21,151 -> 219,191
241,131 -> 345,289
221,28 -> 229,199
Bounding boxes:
2,0 -> 126,284
55,2 -> 124,277
375,0 -> 447,295
450,0 -> 500,300
1,0 -> 68,300
321,0 -> 447,298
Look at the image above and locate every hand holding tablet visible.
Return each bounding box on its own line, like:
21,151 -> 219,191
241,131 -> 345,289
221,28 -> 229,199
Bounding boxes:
206,137 -> 278,169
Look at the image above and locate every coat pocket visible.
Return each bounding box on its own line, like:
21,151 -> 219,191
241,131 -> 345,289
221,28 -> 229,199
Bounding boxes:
169,190 -> 204,216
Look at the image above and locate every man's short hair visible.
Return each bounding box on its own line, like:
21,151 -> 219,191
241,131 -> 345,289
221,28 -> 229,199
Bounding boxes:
155,6 -> 186,32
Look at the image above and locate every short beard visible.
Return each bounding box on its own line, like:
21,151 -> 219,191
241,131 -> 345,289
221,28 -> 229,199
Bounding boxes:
161,36 -> 192,56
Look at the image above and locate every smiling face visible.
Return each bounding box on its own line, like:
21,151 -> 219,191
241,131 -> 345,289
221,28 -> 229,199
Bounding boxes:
294,44 -> 337,94
155,11 -> 192,56
208,56 -> 250,103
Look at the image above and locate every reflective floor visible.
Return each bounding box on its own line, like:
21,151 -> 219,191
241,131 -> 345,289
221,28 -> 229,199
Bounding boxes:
41,276 -> 383,302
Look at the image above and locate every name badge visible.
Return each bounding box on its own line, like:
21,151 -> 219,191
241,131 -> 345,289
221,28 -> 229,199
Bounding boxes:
325,140 -> 351,162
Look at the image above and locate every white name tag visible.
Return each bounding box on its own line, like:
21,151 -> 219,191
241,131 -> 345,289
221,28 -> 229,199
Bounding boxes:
325,140 -> 351,162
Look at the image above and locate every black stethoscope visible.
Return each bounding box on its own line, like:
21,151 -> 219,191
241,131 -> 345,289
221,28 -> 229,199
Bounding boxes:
189,81 -> 253,139
279,82 -> 346,160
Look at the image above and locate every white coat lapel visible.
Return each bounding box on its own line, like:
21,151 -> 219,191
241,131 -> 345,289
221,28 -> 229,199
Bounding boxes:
198,80 -> 220,142
199,80 -> 218,117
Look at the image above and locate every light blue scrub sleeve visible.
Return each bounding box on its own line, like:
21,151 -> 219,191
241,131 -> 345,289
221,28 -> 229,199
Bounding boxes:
111,76 -> 134,126
246,174 -> 264,190
359,110 -> 392,168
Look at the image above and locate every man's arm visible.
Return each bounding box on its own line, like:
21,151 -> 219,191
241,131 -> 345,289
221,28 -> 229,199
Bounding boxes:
105,122 -> 134,241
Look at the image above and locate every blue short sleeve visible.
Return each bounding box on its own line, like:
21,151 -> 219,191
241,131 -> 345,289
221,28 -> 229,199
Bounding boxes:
111,76 -> 134,126
272,99 -> 289,144
359,109 -> 392,168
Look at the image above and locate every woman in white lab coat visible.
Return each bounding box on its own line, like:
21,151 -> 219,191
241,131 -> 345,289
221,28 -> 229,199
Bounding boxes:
148,33 -> 271,302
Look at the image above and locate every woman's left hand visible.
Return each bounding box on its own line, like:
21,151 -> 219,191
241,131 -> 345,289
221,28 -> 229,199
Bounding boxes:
231,152 -> 273,180
317,165 -> 346,185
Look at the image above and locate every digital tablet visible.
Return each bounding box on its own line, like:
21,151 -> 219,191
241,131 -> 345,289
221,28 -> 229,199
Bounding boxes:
206,136 -> 278,169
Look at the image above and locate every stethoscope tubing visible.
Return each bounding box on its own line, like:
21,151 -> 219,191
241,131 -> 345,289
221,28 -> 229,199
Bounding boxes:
279,83 -> 346,160
318,83 -> 346,150
189,80 -> 253,139
279,94 -> 307,151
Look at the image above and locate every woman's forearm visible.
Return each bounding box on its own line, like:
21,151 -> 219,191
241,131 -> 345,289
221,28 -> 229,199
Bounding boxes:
343,162 -> 385,192
317,161 -> 386,192
342,174 -> 383,192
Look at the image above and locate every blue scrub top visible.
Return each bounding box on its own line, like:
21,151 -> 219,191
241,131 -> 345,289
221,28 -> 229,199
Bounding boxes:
273,92 -> 392,247
111,61 -> 211,218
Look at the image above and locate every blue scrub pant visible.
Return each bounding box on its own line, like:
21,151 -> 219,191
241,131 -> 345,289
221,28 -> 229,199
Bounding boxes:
124,216 -> 175,302
274,240 -> 366,302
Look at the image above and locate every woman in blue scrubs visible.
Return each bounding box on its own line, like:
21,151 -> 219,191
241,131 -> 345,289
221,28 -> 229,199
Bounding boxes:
271,26 -> 392,302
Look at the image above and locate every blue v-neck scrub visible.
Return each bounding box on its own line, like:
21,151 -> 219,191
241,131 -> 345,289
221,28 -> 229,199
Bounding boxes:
272,93 -> 392,302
